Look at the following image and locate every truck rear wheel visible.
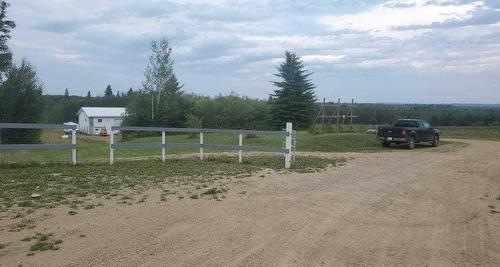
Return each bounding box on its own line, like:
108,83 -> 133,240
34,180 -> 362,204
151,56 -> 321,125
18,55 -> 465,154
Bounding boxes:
408,137 -> 416,150
431,135 -> 439,147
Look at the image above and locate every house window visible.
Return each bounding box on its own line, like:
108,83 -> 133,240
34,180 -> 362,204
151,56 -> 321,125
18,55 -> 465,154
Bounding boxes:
97,119 -> 102,122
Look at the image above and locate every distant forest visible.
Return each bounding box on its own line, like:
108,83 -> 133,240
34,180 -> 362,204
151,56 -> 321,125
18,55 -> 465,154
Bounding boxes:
43,88 -> 500,128
343,103 -> 500,126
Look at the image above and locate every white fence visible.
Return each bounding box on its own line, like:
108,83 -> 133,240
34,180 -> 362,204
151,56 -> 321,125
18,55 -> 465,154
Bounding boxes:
0,123 -> 77,165
0,122 -> 295,168
110,122 -> 294,168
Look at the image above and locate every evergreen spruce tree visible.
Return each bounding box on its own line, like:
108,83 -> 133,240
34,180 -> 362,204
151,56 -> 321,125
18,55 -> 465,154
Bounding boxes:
83,90 -> 92,106
0,60 -> 44,143
104,84 -> 113,97
62,87 -> 73,121
270,51 -> 316,129
0,1 -> 15,81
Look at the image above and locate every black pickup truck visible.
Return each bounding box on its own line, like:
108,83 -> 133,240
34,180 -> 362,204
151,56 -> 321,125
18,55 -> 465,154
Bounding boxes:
377,119 -> 440,149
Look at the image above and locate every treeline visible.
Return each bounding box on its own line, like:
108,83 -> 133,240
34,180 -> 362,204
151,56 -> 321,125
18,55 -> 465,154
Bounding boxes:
353,104 -> 500,126
42,86 -> 129,123
124,92 -> 272,130
42,91 -> 273,129
42,91 -> 500,129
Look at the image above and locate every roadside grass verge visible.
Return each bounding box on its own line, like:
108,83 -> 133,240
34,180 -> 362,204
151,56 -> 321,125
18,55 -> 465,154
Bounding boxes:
0,155 -> 344,211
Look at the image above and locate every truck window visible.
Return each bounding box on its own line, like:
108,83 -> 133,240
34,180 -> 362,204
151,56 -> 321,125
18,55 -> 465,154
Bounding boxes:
394,120 -> 418,127
423,121 -> 431,129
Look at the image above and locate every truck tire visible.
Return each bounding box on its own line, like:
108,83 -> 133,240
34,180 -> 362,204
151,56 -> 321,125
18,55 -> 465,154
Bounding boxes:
431,135 -> 439,147
408,136 -> 416,150
382,141 -> 391,147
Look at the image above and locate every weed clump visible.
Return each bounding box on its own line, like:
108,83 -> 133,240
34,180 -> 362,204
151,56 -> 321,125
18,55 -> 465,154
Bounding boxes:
202,188 -> 218,195
83,204 -> 95,210
27,233 -> 62,253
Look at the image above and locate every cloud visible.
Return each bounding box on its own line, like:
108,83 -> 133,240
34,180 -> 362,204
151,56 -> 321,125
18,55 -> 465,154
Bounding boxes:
319,0 -> 483,39
301,54 -> 347,64
6,0 -> 500,103
51,50 -> 81,61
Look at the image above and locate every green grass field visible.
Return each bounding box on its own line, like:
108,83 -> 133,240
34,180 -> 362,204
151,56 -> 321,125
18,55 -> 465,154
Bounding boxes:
438,126 -> 500,141
0,125 -> 499,164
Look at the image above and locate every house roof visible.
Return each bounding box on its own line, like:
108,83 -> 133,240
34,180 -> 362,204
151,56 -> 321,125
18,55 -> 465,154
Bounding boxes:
77,107 -> 126,118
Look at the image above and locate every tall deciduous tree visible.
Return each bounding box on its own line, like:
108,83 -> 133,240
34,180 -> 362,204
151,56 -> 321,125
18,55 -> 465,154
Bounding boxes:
142,37 -> 182,121
0,59 -> 44,143
0,1 -> 15,81
270,51 -> 316,129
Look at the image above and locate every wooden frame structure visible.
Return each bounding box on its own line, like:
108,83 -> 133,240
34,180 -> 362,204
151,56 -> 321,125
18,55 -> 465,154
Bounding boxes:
313,98 -> 358,131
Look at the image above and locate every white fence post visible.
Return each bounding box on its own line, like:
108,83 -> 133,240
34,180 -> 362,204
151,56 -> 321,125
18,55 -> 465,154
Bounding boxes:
238,133 -> 243,163
199,130 -> 204,160
71,129 -> 77,165
109,130 -> 114,165
161,131 -> 166,162
284,122 -> 292,169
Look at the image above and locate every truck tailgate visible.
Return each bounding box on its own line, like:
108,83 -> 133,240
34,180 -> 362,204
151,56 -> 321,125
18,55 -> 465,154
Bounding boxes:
378,127 -> 405,138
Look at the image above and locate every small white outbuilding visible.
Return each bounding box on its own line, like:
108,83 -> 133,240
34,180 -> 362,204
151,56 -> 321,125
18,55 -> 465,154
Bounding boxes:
76,107 -> 126,135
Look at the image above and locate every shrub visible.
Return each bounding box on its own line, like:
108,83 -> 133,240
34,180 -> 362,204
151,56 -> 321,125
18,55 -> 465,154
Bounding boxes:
185,113 -> 202,138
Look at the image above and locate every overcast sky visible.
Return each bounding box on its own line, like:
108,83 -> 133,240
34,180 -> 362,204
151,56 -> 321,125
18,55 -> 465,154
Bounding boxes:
8,0 -> 500,103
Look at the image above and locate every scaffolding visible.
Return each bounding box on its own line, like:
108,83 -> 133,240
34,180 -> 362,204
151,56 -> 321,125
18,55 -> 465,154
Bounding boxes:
312,98 -> 358,131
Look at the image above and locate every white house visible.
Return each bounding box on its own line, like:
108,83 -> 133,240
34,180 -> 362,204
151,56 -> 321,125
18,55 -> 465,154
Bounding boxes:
76,107 -> 126,135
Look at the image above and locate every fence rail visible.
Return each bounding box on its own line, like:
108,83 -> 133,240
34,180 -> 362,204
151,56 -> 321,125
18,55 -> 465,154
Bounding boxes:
0,123 -> 294,168
112,126 -> 288,136
110,123 -> 293,168
0,144 -> 76,150
0,123 -> 76,130
0,123 -> 78,165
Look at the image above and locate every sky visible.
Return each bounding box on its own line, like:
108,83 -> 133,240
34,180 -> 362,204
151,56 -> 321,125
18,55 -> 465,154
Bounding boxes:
8,0 -> 500,103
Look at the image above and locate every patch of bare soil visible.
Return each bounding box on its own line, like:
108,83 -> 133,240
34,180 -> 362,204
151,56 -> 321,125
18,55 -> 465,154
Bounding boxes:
1,139 -> 500,266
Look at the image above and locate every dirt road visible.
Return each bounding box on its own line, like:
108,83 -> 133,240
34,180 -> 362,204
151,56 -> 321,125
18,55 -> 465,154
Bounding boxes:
2,139 -> 500,266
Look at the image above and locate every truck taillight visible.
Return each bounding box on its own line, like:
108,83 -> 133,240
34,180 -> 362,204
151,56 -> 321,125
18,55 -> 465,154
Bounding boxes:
402,129 -> 407,136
